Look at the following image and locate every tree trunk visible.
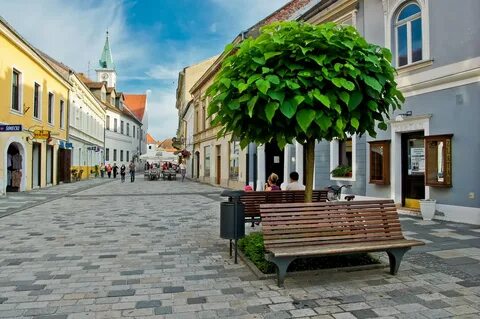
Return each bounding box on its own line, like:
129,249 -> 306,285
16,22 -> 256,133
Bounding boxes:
304,137 -> 316,202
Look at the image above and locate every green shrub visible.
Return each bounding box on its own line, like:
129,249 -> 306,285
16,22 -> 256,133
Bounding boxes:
238,232 -> 275,273
238,232 -> 379,274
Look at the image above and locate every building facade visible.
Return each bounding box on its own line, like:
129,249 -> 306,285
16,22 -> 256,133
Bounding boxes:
299,0 -> 480,224
176,56 -> 218,179
0,17 -> 70,195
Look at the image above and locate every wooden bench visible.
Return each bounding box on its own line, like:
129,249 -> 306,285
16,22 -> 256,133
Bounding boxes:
240,190 -> 328,226
260,200 -> 424,287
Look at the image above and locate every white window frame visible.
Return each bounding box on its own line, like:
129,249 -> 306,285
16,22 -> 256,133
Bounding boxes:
329,134 -> 357,181
47,92 -> 55,125
384,0 -> 430,69
33,82 -> 42,120
395,3 -> 422,67
11,67 -> 23,114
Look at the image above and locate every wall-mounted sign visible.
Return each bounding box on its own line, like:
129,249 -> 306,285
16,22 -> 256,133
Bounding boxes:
33,130 -> 50,139
0,124 -> 22,132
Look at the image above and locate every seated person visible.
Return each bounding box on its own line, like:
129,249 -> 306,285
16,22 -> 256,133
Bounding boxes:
265,173 -> 280,191
286,171 -> 305,191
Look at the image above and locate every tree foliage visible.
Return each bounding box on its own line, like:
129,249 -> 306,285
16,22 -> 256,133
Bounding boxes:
206,21 -> 404,149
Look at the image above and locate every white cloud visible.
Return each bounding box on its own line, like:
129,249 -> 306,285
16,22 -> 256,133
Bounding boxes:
146,65 -> 182,81
147,89 -> 178,141
209,23 -> 218,33
0,0 -> 150,75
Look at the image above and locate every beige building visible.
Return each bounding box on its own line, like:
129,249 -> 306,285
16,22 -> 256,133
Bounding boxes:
175,56 -> 218,179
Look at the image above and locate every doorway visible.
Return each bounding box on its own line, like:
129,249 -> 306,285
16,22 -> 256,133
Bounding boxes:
401,132 -> 425,208
195,151 -> 200,179
6,143 -> 22,192
32,142 -> 41,188
265,142 -> 285,186
46,145 -> 54,185
216,145 -> 221,185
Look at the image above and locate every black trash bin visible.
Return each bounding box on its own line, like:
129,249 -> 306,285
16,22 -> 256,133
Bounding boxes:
220,190 -> 245,263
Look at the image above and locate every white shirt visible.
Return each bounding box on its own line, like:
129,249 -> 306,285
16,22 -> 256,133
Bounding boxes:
286,181 -> 305,191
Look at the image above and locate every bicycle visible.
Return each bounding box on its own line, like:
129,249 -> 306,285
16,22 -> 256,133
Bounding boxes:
326,184 -> 355,201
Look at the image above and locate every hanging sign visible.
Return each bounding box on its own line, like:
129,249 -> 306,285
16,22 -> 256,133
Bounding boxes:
33,130 -> 50,139
0,124 -> 22,132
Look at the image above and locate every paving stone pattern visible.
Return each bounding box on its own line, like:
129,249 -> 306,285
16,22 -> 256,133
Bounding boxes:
0,177 -> 479,318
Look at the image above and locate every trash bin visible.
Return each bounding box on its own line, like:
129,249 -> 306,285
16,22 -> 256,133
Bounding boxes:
220,190 -> 245,263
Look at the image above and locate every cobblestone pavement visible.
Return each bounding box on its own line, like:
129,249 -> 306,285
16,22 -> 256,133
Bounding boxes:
0,178 -> 113,218
0,177 -> 479,318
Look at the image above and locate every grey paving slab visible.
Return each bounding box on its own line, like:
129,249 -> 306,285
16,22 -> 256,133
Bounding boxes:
0,177 -> 478,318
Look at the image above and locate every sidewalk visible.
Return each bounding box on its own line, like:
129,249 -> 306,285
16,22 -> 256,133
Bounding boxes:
0,177 -> 113,219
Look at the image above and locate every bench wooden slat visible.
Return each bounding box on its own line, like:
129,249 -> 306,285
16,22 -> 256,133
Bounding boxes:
269,240 -> 424,257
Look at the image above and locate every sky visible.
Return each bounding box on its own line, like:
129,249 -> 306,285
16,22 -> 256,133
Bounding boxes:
0,0 -> 290,141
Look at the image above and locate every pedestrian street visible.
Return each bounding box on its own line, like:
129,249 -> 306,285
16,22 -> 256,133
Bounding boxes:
0,177 -> 479,318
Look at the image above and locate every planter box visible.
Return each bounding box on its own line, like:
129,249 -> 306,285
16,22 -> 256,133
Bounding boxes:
420,199 -> 436,220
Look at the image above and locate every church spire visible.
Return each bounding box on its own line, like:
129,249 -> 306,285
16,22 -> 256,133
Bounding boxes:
99,30 -> 115,70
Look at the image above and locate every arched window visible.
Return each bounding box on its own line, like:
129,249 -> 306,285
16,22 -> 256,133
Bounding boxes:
395,2 -> 422,67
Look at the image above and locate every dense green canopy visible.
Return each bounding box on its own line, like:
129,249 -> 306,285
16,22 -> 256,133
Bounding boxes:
207,21 -> 403,149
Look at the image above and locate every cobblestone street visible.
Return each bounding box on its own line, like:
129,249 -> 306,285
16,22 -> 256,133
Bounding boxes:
0,177 -> 479,318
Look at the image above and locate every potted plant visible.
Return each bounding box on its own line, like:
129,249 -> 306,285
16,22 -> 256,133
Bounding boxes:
419,199 -> 436,220
330,165 -> 352,178
71,169 -> 78,182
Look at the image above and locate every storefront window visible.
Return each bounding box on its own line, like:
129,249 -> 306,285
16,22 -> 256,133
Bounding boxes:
369,140 -> 390,185
204,146 -> 210,177
425,134 -> 453,187
229,141 -> 240,181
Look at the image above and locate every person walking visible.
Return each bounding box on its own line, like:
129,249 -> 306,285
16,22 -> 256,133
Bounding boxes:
179,161 -> 186,182
106,164 -> 112,178
120,164 -> 126,183
129,161 -> 136,182
113,163 -> 118,179
100,163 -> 105,178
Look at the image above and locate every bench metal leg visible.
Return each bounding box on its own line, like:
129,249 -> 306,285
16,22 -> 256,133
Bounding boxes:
267,255 -> 295,287
251,217 -> 255,227
386,248 -> 410,275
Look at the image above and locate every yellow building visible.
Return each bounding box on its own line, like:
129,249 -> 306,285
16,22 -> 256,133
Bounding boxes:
0,17 -> 70,194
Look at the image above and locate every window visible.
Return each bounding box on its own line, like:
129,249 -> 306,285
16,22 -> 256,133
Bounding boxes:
106,115 -> 110,130
204,146 -> 211,177
127,123 -> 130,136
120,150 -> 124,162
113,149 -> 117,161
229,141 -> 240,181
11,69 -> 21,111
330,136 -> 356,179
126,151 -> 129,162
425,134 -> 453,187
114,118 -> 117,132
149,145 -> 152,150
369,140 -> 390,185
48,92 -> 54,124
60,100 -> 65,129
106,148 -> 110,161
121,121 -> 124,134
396,3 -> 422,67
33,83 -> 40,118
195,110 -> 200,132
133,125 -> 136,138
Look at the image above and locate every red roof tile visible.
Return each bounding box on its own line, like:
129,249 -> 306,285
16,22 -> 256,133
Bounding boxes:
124,94 -> 147,122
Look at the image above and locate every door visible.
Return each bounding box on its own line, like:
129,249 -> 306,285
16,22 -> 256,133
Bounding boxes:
195,151 -> 200,179
402,132 -> 425,208
32,143 -> 41,188
265,142 -> 284,185
58,149 -> 72,183
46,145 -> 53,185
216,145 -> 221,185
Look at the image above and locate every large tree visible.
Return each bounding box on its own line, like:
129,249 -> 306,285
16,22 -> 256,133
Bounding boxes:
207,21 -> 403,201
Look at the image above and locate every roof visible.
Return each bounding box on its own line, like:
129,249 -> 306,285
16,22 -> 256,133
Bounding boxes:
157,139 -> 176,152
98,31 -> 115,70
146,133 -> 156,144
77,73 -> 106,89
124,94 -> 147,121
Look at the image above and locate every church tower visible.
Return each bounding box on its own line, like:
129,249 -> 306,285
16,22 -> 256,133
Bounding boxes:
96,31 -> 117,88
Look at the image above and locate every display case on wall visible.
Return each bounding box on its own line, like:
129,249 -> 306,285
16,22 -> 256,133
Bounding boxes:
368,140 -> 390,185
425,134 -> 453,187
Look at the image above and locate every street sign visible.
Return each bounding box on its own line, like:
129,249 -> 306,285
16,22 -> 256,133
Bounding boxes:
0,125 -> 22,132
33,130 -> 50,139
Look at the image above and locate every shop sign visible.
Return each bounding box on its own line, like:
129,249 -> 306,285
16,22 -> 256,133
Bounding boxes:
65,142 -> 73,149
87,146 -> 100,152
33,130 -> 50,139
0,124 -> 22,132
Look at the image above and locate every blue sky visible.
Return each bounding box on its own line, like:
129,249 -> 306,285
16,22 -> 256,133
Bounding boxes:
0,0 -> 290,140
